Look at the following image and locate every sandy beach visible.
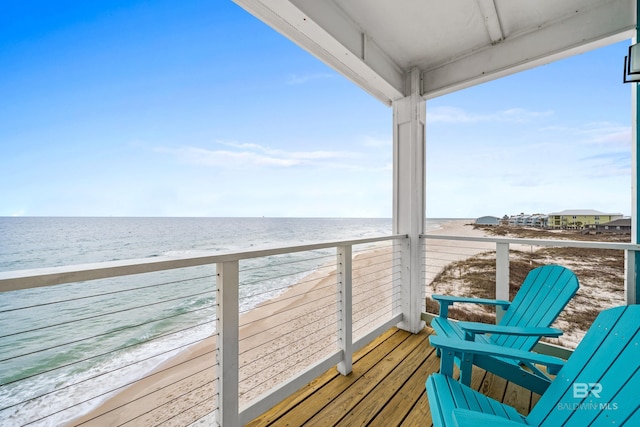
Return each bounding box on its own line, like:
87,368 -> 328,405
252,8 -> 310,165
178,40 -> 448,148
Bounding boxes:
67,223 -> 419,425
67,220 -> 527,426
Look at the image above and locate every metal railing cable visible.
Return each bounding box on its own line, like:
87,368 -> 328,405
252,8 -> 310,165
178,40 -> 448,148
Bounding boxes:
238,281 -> 337,328
238,264 -> 337,313
118,378 -> 216,427
0,317 -> 215,387
0,290 -> 214,342
32,350 -> 217,426
239,296 -> 338,353
1,235 -> 406,425
1,328 -> 216,412
239,252 -> 334,275
240,327 -> 339,393
0,272 -> 217,314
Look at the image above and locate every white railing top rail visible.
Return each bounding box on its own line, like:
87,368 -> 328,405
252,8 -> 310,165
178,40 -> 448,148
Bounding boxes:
421,233 -> 640,251
0,234 -> 407,292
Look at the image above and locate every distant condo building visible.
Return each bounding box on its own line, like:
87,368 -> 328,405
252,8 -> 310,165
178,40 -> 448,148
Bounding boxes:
479,209 -> 626,231
547,209 -> 623,229
508,213 -> 548,228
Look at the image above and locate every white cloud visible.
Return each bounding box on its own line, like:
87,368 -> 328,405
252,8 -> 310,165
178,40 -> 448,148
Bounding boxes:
156,139 -> 392,171
541,122 -> 631,147
427,106 -> 554,124
286,73 -> 336,85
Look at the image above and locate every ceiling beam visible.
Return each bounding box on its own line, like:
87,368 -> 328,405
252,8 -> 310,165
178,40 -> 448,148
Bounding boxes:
477,0 -> 504,44
422,0 -> 635,99
233,0 -> 405,105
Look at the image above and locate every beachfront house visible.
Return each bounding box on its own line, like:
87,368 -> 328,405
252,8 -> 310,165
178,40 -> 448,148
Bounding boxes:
475,216 -> 501,226
2,1 -> 640,426
548,209 -> 624,229
592,217 -> 633,234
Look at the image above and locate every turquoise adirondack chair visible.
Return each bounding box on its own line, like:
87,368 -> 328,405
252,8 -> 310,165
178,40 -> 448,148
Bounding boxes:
426,305 -> 640,426
430,265 -> 579,394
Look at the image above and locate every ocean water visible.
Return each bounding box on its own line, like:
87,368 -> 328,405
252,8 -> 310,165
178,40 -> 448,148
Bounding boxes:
0,217 -> 449,425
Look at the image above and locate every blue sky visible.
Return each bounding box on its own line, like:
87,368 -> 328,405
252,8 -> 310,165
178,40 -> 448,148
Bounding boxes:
0,0 -> 633,218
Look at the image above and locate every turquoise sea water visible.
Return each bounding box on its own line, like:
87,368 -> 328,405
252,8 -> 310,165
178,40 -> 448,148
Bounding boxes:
0,217 -> 450,425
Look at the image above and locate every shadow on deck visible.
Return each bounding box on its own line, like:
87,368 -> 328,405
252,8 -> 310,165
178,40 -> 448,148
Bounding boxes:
247,327 -> 540,426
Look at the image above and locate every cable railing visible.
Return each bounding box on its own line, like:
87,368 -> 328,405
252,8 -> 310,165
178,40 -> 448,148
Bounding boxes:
0,267 -> 218,427
421,233 -> 636,351
0,234 -> 406,427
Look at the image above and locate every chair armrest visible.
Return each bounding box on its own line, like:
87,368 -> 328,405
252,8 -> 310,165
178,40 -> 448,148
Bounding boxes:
432,294 -> 510,319
451,409 -> 526,427
429,335 -> 565,375
457,322 -> 563,340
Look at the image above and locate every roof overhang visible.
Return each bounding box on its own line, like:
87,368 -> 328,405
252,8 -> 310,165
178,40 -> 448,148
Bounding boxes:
233,0 -> 636,105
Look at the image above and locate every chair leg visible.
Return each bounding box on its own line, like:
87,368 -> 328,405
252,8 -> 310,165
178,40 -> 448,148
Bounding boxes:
459,353 -> 473,386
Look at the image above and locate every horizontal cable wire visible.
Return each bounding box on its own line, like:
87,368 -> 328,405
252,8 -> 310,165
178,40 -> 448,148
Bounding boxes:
0,305 -> 215,365
1,318 -> 216,390
238,264 -> 336,305
352,276 -> 399,295
239,299 -> 338,353
36,351 -> 217,427
240,328 -> 338,392
153,393 -> 216,427
239,284 -> 337,324
239,261 -> 336,290
1,330 -> 216,414
239,252 -> 334,275
4,238 -> 408,426
119,378 -> 216,427
0,272 -> 217,314
352,262 -> 401,282
1,288 -> 215,339
239,320 -> 338,372
240,306 -> 338,355
353,305 -> 396,335
350,249 -> 399,265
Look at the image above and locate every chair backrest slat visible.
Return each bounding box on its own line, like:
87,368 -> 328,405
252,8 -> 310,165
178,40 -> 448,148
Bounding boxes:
526,306 -> 640,426
492,265 -> 579,350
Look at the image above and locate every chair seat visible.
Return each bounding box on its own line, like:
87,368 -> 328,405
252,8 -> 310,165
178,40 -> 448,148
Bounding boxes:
431,316 -> 493,342
427,306 -> 640,427
429,264 -> 579,394
427,373 -> 527,427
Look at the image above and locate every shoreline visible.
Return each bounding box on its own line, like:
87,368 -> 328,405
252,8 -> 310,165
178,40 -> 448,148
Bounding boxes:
69,220 -> 483,426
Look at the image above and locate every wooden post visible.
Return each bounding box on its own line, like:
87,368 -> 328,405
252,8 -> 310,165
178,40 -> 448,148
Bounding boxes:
217,261 -> 240,427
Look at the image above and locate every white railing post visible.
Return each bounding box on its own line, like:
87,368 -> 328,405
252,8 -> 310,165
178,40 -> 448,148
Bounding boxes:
337,245 -> 353,375
625,249 -> 637,305
495,242 -> 510,323
217,260 -> 240,427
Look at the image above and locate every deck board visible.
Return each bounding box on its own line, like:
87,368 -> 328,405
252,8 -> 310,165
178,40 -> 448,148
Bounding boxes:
246,327 -> 540,426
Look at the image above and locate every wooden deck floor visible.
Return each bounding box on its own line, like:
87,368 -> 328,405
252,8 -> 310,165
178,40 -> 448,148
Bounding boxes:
246,326 -> 541,427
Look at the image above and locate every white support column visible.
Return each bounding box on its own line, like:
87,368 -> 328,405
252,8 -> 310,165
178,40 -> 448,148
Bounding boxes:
632,20 -> 640,305
217,261 -> 240,427
393,68 -> 426,334
337,245 -> 353,375
495,242 -> 510,323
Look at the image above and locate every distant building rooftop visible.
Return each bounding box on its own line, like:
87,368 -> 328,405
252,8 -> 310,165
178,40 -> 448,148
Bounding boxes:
548,209 -> 623,216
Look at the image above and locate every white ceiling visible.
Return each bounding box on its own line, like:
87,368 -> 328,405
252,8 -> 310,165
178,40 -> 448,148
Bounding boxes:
234,0 -> 636,104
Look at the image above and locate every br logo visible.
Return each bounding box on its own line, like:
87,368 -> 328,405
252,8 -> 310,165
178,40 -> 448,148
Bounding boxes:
573,383 -> 602,398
